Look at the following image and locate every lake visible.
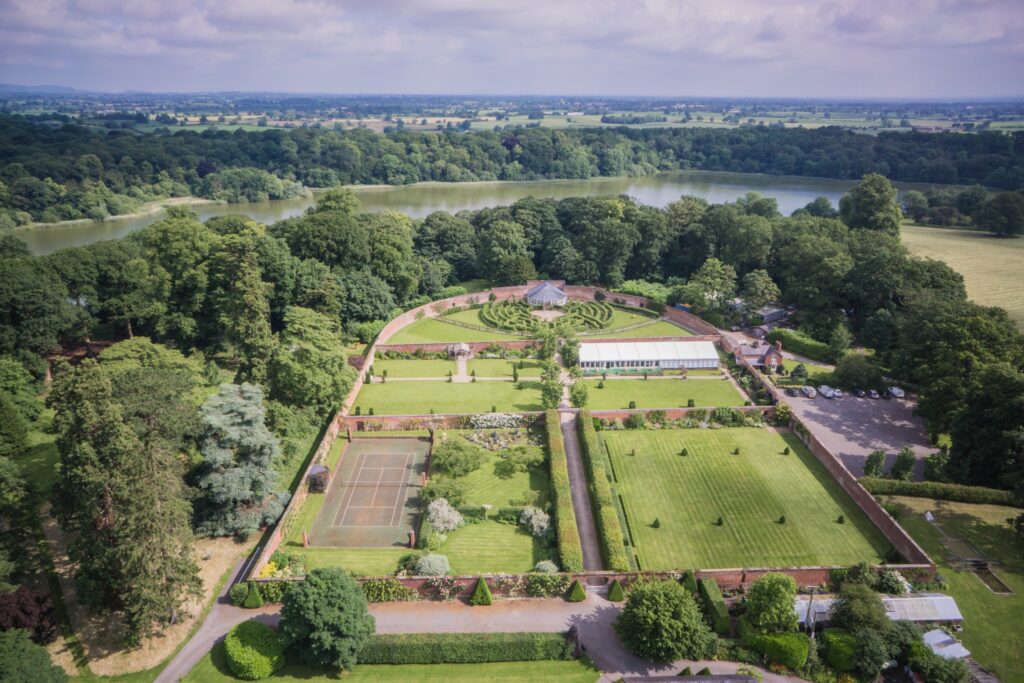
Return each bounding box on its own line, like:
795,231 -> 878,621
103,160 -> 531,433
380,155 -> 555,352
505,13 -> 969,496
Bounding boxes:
17,171 -> 874,255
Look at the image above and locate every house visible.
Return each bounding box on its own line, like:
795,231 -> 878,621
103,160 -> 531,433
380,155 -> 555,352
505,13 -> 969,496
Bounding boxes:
578,340 -> 719,373
922,630 -> 970,660
525,281 -> 568,307
756,306 -> 787,324
735,339 -> 784,372
749,324 -> 773,340
794,594 -> 964,630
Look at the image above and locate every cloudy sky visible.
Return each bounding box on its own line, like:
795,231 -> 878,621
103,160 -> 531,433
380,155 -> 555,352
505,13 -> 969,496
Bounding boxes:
1,0 -> 1022,98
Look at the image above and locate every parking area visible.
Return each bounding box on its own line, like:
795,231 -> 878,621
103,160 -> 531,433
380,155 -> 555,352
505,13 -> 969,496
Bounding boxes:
785,392 -> 936,479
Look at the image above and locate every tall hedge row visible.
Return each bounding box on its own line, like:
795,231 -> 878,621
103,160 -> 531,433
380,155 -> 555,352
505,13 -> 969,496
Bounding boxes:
577,410 -> 630,571
738,618 -> 810,670
357,632 -> 575,664
860,477 -> 1016,505
697,578 -> 730,635
766,329 -> 831,363
547,410 -> 584,572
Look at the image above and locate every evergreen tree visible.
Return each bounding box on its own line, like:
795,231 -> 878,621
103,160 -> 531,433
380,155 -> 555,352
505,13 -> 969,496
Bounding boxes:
0,394 -> 28,458
269,306 -> 356,417
194,383 -> 288,537
210,235 -> 275,383
0,629 -> 67,683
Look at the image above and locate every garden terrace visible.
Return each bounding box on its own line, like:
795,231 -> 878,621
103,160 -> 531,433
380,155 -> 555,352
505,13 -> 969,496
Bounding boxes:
583,376 -> 747,409
601,428 -> 892,570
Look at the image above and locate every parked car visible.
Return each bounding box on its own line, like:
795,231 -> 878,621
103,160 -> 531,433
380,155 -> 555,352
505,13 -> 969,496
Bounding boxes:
852,388 -> 866,398
817,385 -> 836,399
801,386 -> 817,398
867,389 -> 880,399
833,389 -> 844,398
784,387 -> 798,397
887,386 -> 905,398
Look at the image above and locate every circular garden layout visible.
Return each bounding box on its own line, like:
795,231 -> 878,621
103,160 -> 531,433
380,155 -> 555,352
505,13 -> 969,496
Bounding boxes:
476,300 -> 617,333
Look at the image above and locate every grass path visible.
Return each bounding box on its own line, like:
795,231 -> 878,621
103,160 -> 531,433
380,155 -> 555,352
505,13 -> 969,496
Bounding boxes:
603,429 -> 891,569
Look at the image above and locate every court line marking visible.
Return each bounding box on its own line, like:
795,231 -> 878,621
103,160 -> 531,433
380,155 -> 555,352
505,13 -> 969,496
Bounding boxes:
330,450 -> 421,530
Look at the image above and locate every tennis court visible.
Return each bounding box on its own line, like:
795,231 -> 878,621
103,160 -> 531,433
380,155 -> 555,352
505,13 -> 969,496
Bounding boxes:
308,438 -> 430,548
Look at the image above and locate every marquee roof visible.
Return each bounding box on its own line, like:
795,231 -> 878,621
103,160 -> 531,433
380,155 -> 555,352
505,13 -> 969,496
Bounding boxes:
579,340 -> 718,364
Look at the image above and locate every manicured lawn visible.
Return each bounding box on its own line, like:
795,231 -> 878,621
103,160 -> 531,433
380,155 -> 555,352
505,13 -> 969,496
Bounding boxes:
373,359 -> 456,378
354,381 -> 543,415
443,307 -> 492,326
602,428 -> 891,570
441,520 -> 550,574
467,358 -> 544,378
386,318 -> 522,344
583,378 -> 745,409
588,320 -> 693,338
184,643 -> 601,682
881,496 -> 1024,682
603,307 -> 659,329
293,546 -> 411,575
457,445 -> 551,508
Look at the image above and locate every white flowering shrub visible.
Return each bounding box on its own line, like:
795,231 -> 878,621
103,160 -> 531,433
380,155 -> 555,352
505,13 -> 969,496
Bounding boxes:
427,498 -> 463,533
470,413 -> 523,429
876,569 -> 911,595
520,506 -> 551,538
534,560 -> 559,573
415,553 -> 451,576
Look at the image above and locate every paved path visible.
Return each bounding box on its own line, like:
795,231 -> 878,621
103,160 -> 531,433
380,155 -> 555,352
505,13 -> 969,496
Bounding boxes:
559,410 -> 603,571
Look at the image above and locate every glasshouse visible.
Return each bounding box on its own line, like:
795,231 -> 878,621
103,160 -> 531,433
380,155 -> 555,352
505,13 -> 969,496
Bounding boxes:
578,340 -> 719,371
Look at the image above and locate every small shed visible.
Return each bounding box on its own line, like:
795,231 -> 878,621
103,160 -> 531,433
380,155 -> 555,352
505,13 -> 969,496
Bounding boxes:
307,464 -> 330,493
922,629 -> 970,659
447,342 -> 471,359
526,281 -> 568,307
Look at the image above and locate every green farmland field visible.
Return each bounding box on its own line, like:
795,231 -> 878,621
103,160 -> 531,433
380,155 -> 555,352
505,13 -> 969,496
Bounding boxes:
354,380 -> 543,415
583,377 -> 745,409
385,317 -> 522,344
602,429 -> 891,569
902,224 -> 1024,329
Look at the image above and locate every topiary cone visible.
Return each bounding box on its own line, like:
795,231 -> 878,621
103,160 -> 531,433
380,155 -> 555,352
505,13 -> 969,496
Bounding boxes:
567,579 -> 587,602
469,577 -> 493,606
607,579 -> 625,602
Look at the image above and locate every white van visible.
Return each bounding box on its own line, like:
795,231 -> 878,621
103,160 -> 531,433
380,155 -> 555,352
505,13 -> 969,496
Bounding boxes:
801,386 -> 817,398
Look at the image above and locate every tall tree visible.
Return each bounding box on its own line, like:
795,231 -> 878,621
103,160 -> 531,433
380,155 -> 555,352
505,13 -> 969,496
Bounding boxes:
194,383 -> 288,538
209,235 -> 274,382
839,173 -> 902,236
739,269 -> 781,314
975,191 -> 1024,236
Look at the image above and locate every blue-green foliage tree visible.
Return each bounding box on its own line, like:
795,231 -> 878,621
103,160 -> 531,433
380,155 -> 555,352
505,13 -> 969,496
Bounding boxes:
194,383 -> 289,537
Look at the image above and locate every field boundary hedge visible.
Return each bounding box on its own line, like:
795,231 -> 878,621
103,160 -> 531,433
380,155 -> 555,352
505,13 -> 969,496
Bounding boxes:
357,632 -> 577,664
861,477 -> 1017,506
577,409 -> 630,571
547,409 -> 584,572
766,328 -> 831,363
698,577 -> 730,635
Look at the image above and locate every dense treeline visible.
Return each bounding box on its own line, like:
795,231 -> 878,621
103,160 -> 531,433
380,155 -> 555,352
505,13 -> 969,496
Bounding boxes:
2,176 -> 1023,639
2,114 -> 1023,225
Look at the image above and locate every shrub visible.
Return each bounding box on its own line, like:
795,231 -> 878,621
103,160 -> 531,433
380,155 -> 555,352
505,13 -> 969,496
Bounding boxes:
697,578 -> 730,635
421,477 -> 466,507
362,578 -> 418,603
625,413 -> 646,429
697,667 -> 712,675
470,578 -> 493,606
875,569 -> 910,595
628,400 -> 637,409
520,506 -> 552,538
534,560 -> 559,573
687,398 -> 695,407
607,580 -> 625,602
576,411 -> 630,571
766,329 -> 830,363
567,580 -> 587,602
859,477 -> 1016,505
547,410 -> 583,572
229,583 -> 249,607
738,618 -> 809,670
431,439 -> 485,477
746,573 -> 798,633
615,579 -> 716,662
526,573 -> 571,598
415,554 -> 450,576
258,581 -> 288,604
224,621 -> 285,680
681,571 -> 698,594
652,517 -> 661,528
822,629 -> 857,672
243,582 -> 264,608
357,632 -> 575,664
428,498 -> 464,533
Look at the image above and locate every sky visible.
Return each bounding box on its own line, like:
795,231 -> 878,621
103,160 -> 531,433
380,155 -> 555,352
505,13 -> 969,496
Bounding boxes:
1,0 -> 1023,98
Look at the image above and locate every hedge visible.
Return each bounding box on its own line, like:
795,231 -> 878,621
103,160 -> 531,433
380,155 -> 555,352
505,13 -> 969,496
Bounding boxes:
738,618 -> 809,670
577,410 -> 630,571
357,632 -> 576,664
547,410 -> 584,572
697,578 -> 730,635
362,578 -> 418,603
860,477 -> 1016,506
766,329 -> 831,363
822,628 -> 857,672
224,621 -> 285,680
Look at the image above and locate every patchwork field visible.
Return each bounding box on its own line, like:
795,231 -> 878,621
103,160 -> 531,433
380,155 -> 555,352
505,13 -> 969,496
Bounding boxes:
880,496 -> 1024,682
185,644 -> 601,683
354,380 -> 543,415
583,377 -> 745,409
902,225 -> 1024,329
385,317 -> 521,344
602,428 -> 891,569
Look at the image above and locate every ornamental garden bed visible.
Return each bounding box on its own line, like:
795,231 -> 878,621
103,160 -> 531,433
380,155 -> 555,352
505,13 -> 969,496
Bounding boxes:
602,428 -> 892,570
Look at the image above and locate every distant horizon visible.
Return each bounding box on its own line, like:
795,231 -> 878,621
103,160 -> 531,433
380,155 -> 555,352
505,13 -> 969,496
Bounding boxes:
2,84 -> 1023,104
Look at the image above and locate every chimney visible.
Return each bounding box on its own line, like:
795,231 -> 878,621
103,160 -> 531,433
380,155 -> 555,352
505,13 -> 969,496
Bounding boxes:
774,340 -> 783,353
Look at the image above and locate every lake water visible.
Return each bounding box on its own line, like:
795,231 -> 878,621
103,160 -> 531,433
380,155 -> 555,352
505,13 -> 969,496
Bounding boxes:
18,171 -> 870,255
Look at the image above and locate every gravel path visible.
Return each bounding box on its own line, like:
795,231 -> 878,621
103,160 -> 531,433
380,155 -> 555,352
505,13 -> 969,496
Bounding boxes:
559,409 -> 604,571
